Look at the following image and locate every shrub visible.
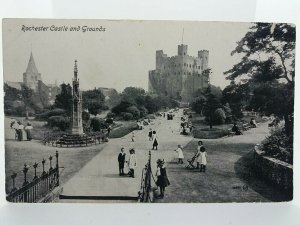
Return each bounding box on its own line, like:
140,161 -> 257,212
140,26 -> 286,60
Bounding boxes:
122,112 -> 134,121
262,126 -> 293,164
82,111 -> 90,121
90,117 -> 108,131
106,112 -> 115,119
36,108 -> 66,120
47,116 -> 70,131
126,106 -> 140,119
212,108 -> 226,124
138,106 -> 148,118
106,118 -> 114,125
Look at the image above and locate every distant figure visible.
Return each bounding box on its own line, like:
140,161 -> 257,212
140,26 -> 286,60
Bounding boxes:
17,121 -> 24,141
127,148 -> 137,178
250,118 -> 257,128
107,125 -> 111,136
155,159 -> 170,198
232,123 -> 243,135
196,141 -> 204,169
118,147 -> 126,176
24,123 -> 33,141
131,131 -> 135,142
175,145 -> 184,164
152,131 -> 158,150
148,128 -> 153,141
199,147 -> 207,172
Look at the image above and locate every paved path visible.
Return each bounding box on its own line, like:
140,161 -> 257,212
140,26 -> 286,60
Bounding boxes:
60,109 -> 193,200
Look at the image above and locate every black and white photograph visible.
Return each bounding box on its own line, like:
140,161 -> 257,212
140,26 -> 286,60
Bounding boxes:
2,19 -> 295,204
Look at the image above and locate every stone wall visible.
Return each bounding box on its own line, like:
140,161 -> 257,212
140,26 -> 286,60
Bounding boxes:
253,146 -> 293,198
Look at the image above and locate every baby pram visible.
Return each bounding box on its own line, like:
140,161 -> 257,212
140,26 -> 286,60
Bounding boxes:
186,155 -> 197,169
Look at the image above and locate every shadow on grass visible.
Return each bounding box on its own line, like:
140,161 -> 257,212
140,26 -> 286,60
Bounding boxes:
234,151 -> 292,202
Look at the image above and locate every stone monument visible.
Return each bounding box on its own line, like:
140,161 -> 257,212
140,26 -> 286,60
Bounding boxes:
71,60 -> 84,135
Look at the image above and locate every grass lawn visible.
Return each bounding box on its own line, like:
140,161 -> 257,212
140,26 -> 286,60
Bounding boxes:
5,140 -> 107,193
108,121 -> 137,138
156,123 -> 290,203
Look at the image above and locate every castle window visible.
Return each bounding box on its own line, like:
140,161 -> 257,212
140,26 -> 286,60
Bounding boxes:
184,72 -> 186,75
184,63 -> 186,66
198,66 -> 200,69
189,64 -> 191,68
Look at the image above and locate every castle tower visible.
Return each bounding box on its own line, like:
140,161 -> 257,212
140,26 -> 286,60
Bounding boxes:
23,52 -> 42,91
71,60 -> 84,135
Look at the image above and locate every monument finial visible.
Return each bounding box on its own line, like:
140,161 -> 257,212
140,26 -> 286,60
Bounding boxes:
74,59 -> 78,79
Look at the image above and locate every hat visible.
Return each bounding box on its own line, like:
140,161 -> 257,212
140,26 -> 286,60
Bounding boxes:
129,148 -> 135,153
156,159 -> 164,165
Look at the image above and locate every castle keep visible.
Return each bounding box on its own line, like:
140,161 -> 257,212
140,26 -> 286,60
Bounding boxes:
148,44 -> 209,102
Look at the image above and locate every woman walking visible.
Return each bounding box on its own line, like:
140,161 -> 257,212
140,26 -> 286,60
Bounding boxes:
152,131 -> 158,150
155,159 -> 170,198
148,128 -> 153,141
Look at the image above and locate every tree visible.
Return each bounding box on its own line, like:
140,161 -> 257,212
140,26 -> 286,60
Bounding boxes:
54,83 -> 72,115
191,97 -> 206,115
224,22 -> 295,141
122,87 -> 146,105
203,86 -> 221,128
21,84 -> 33,118
82,88 -> 106,116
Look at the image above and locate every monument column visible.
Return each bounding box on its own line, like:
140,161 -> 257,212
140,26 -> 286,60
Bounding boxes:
71,60 -> 84,135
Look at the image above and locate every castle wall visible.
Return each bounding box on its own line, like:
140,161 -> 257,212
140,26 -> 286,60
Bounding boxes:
149,45 -> 209,102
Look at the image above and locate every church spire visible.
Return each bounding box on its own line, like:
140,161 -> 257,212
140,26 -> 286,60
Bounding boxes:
26,52 -> 39,74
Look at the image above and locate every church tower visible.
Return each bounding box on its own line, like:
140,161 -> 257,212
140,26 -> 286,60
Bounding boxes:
23,52 -> 42,91
71,60 -> 84,135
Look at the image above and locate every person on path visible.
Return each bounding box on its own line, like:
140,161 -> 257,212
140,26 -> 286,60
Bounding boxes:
148,128 -> 153,141
118,147 -> 126,176
155,159 -> 170,198
199,147 -> 207,172
232,123 -> 243,135
250,118 -> 257,128
152,131 -> 158,150
174,145 -> 184,164
127,148 -> 137,178
131,131 -> 135,142
24,123 -> 33,141
17,121 -> 24,141
196,141 -> 205,169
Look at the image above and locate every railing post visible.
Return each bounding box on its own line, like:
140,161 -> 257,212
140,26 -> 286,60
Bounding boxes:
56,151 -> 59,186
11,173 -> 17,192
49,156 -> 53,171
33,162 -> 38,180
42,159 -> 46,176
23,164 -> 29,202
23,164 -> 29,186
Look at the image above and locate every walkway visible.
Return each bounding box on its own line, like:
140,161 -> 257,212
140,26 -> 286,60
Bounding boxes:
60,109 -> 193,201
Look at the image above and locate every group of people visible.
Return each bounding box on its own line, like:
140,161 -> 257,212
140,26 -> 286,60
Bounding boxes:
174,141 -> 207,172
118,147 -> 137,178
10,119 -> 33,141
148,128 -> 158,150
180,116 -> 193,135
231,118 -> 258,135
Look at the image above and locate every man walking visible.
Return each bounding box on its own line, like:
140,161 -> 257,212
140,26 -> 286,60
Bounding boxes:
118,148 -> 126,176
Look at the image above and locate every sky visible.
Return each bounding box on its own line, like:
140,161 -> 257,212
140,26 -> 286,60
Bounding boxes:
2,19 -> 252,92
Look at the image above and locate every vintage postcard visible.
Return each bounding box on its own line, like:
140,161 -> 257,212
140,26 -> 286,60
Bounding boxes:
2,19 -> 295,203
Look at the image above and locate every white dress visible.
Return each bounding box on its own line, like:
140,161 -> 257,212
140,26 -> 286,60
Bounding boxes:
128,154 -> 137,169
196,145 -> 202,163
175,147 -> 184,159
199,152 -> 207,165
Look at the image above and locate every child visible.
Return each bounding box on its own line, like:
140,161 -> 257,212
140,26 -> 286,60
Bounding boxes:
127,148 -> 137,178
174,145 -> 184,164
148,128 -> 153,141
152,131 -> 158,150
199,147 -> 207,172
155,159 -> 170,198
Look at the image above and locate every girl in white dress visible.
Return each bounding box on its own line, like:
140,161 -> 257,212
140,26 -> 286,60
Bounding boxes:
174,145 -> 184,164
199,147 -> 207,172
